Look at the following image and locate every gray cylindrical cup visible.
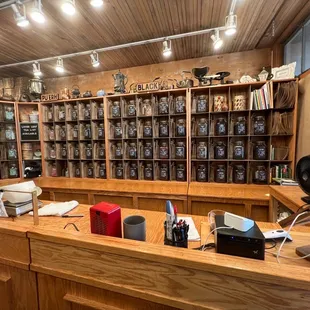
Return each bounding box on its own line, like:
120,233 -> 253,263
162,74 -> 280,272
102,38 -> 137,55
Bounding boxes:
123,215 -> 146,241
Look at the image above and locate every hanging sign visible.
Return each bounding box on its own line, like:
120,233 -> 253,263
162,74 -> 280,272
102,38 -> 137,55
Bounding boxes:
20,123 -> 39,141
41,93 -> 59,101
136,82 -> 160,92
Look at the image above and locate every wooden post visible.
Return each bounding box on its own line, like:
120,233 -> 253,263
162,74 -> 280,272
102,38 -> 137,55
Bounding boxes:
32,191 -> 39,226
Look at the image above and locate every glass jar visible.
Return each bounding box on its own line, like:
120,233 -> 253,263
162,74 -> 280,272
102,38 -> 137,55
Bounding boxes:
8,144 -> 17,160
143,120 -> 152,137
9,163 -> 18,178
58,106 -> 65,121
112,101 -> 121,117
61,144 -> 67,158
142,99 -> 152,116
5,106 -> 14,121
84,124 -> 91,139
197,142 -> 208,159
214,96 -> 228,112
64,168 -> 69,178
128,121 -> 137,138
233,141 -> 245,160
176,164 -> 186,181
50,146 -> 56,159
5,125 -> 15,141
214,141 -> 227,159
73,125 -> 79,140
86,144 -> 92,159
97,103 -> 104,119
197,118 -> 208,136
197,164 -> 207,182
87,164 -> 93,178
175,96 -> 186,114
115,163 -> 124,179
84,103 -> 91,120
196,95 -> 208,112
71,105 -> 78,121
115,143 -> 123,159
114,122 -> 122,138
129,163 -> 138,180
98,123 -> 105,139
74,145 -> 80,159
215,118 -> 227,136
51,163 -> 57,177
175,141 -> 186,159
254,166 -> 267,184
144,163 -> 153,180
128,142 -> 137,159
49,126 -> 55,141
127,100 -> 136,116
144,142 -> 153,159
159,163 -> 169,181
215,165 -> 227,183
233,165 -> 246,184
234,116 -> 247,135
176,119 -> 186,136
98,144 -> 105,159
99,163 -> 106,179
233,95 -> 246,111
159,142 -> 169,159
158,97 -> 169,115
47,106 -> 53,121
75,165 -> 81,177
159,120 -> 169,137
253,115 -> 266,135
254,141 -> 267,160
60,125 -> 66,140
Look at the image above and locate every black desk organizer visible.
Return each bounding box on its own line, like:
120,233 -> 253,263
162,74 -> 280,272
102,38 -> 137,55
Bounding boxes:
164,221 -> 189,248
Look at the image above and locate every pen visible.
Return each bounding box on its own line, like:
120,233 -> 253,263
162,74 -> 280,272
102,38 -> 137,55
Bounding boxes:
62,214 -> 84,218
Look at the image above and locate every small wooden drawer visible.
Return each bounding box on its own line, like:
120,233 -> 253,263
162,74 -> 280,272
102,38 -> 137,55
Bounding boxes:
54,191 -> 89,204
138,197 -> 187,213
94,194 -> 134,208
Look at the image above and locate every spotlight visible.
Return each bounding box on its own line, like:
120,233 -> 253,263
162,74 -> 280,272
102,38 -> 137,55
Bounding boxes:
211,29 -> 223,50
90,0 -> 103,7
90,51 -> 100,67
225,14 -> 237,36
33,62 -> 42,77
61,0 -> 76,15
11,4 -> 29,28
30,0 -> 46,24
55,58 -> 65,73
163,40 -> 172,57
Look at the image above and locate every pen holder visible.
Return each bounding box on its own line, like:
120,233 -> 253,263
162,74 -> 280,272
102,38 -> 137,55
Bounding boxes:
164,221 -> 189,248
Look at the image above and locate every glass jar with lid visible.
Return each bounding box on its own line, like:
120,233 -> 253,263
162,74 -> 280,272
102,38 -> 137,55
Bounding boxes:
8,164 -> 18,178
8,144 -> 17,160
142,99 -> 152,116
74,145 -> 80,159
127,100 -> 136,116
175,96 -> 186,114
71,105 -> 78,121
197,118 -> 208,136
98,123 -> 105,139
61,144 -> 67,158
50,145 -> 56,159
176,119 -> 186,136
144,163 -> 153,180
253,141 -> 267,160
5,125 -> 15,141
75,165 -> 81,177
86,144 -> 93,159
253,115 -> 266,135
58,105 -> 65,121
233,141 -> 245,160
234,116 -> 247,135
175,141 -> 186,159
98,144 -> 105,159
253,165 -> 267,184
214,141 -> 227,159
59,125 -> 66,140
112,101 -> 121,117
144,142 -> 153,159
115,143 -> 122,159
99,163 -> 106,179
49,126 -> 55,141
176,164 -> 186,181
143,120 -> 152,137
128,121 -> 137,138
158,97 -> 169,115
233,165 -> 246,184
84,103 -> 91,120
159,141 -> 169,159
84,124 -> 91,139
197,164 -> 207,182
215,118 -> 227,136
215,165 -> 227,183
98,103 -> 104,119
197,142 -> 208,159
159,163 -> 169,181
73,125 -> 79,140
4,105 -> 14,121
129,163 -> 138,180
114,122 -> 122,138
47,106 -> 53,121
87,164 -> 94,178
115,163 -> 124,179
51,163 -> 57,177
128,142 -> 137,159
196,95 -> 208,112
159,120 -> 169,137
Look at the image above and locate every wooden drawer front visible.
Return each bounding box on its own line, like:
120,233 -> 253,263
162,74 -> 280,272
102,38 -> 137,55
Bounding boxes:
37,273 -> 176,310
191,201 -> 245,216
94,195 -> 133,209
54,192 -> 89,204
138,197 -> 187,213
40,191 -> 52,200
251,204 -> 269,222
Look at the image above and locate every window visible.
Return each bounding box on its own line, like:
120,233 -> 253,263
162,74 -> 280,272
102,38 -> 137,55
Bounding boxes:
304,20 -> 310,72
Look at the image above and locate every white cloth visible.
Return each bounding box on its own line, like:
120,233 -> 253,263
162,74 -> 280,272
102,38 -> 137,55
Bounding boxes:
29,200 -> 78,217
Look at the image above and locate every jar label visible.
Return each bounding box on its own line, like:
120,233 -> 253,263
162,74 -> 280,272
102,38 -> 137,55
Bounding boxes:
115,127 -> 122,137
8,149 -> 16,159
76,169 -> 80,176
144,148 -> 152,158
129,148 -> 136,158
176,147 -> 185,158
177,125 -> 185,136
159,103 -> 169,114
197,100 -> 207,112
234,146 -> 244,158
115,149 -> 122,157
198,124 -> 208,135
84,129 -> 91,139
99,169 -> 106,178
62,149 -> 67,157
257,147 -> 266,159
175,101 -> 185,113
98,108 -> 104,118
160,169 -> 168,179
236,171 -> 245,181
144,127 -> 152,137
159,125 -> 168,136
160,147 -> 169,158
145,170 -> 152,178
216,147 -> 225,158
86,149 -> 92,157
236,123 -> 246,135
177,170 -> 184,180
130,169 -> 136,178
256,170 -> 267,181
99,149 -> 105,158
127,105 -> 136,116
73,129 -> 78,138
128,127 -> 136,137
197,147 -> 207,159
254,122 -> 265,134
98,128 -> 104,138
88,168 -> 93,177
116,168 -> 123,177
5,111 -> 14,120
9,167 -> 17,176
197,170 -> 206,181
112,106 -> 120,117
218,171 -> 225,180
218,124 -> 226,135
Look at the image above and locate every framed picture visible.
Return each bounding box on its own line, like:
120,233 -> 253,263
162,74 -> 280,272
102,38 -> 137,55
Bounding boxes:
272,62 -> 296,80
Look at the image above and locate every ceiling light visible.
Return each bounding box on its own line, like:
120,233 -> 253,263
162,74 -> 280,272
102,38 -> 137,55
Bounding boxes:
30,0 -> 46,24
90,0 -> 103,7
163,40 -> 172,57
33,62 -> 42,77
211,29 -> 223,50
225,14 -> 237,36
55,57 -> 65,73
61,0 -> 76,16
90,51 -> 100,67
11,3 -> 29,28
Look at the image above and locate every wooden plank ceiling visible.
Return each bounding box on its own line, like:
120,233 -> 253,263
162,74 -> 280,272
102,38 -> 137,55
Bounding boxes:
0,0 -> 309,78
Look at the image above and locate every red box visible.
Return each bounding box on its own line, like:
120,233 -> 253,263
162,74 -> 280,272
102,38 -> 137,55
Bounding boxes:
90,202 -> 122,237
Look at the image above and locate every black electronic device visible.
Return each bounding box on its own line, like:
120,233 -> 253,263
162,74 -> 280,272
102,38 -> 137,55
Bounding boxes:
214,215 -> 265,260
296,155 -> 310,203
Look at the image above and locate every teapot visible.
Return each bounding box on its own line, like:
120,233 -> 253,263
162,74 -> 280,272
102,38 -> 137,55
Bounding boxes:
97,89 -> 105,96
112,70 -> 128,94
83,90 -> 93,97
71,85 -> 80,98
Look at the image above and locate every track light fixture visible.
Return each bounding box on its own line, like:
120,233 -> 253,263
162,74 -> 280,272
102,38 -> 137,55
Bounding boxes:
163,40 -> 172,57
211,29 -> 223,50
61,0 -> 76,16
55,57 -> 65,73
225,13 -> 237,36
32,62 -> 42,77
11,3 -> 29,28
90,0 -> 103,7
30,0 -> 46,24
90,51 -> 100,67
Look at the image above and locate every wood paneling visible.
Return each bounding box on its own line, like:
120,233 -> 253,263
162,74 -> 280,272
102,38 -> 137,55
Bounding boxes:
251,205 -> 269,222
138,198 -> 186,213
191,201 -> 245,217
54,192 -> 89,204
94,195 -> 134,209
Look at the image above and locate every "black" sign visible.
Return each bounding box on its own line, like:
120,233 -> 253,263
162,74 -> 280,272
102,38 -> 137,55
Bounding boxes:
20,123 -> 39,141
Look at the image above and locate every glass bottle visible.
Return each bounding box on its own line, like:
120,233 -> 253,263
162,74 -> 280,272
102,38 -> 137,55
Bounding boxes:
114,122 -> 122,138
128,121 -> 137,138
61,144 -> 67,158
99,163 -> 106,179
115,143 -> 122,159
159,120 -> 169,137
197,118 -> 208,136
71,105 -> 78,121
86,144 -> 92,159
233,141 -> 245,160
175,96 -> 186,114
159,163 -> 169,181
142,99 -> 152,116
58,106 -> 65,121
253,115 -> 266,135
215,118 -> 227,136
73,125 -> 79,140
9,163 -> 18,178
51,163 -> 57,177
98,144 -> 105,159
49,126 -> 55,141
215,165 -> 227,183
254,166 -> 267,184
175,141 -> 186,159
214,141 -> 227,159
196,95 -> 208,113
84,103 -> 91,120
87,163 -> 93,178
144,163 -> 153,180
115,163 -> 124,179
159,141 -> 169,159
112,101 -> 121,117
47,106 -> 53,121
75,165 -> 81,177
84,124 -> 92,139
74,145 -> 80,159
129,163 -> 138,180
143,120 -> 152,137
176,119 -> 186,136
8,144 -> 17,160
144,142 -> 153,159
234,116 -> 247,135
50,145 -> 56,159
158,97 -> 169,115
254,141 -> 267,160
127,100 -> 136,116
197,164 -> 207,182
233,165 -> 246,184
97,103 -> 104,119
65,168 -> 69,178
197,142 -> 208,159
176,164 -> 186,181
98,123 -> 105,139
60,125 -> 66,140
128,142 -> 137,159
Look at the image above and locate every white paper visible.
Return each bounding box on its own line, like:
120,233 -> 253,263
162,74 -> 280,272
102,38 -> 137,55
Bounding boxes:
180,216 -> 200,241
29,200 -> 78,216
